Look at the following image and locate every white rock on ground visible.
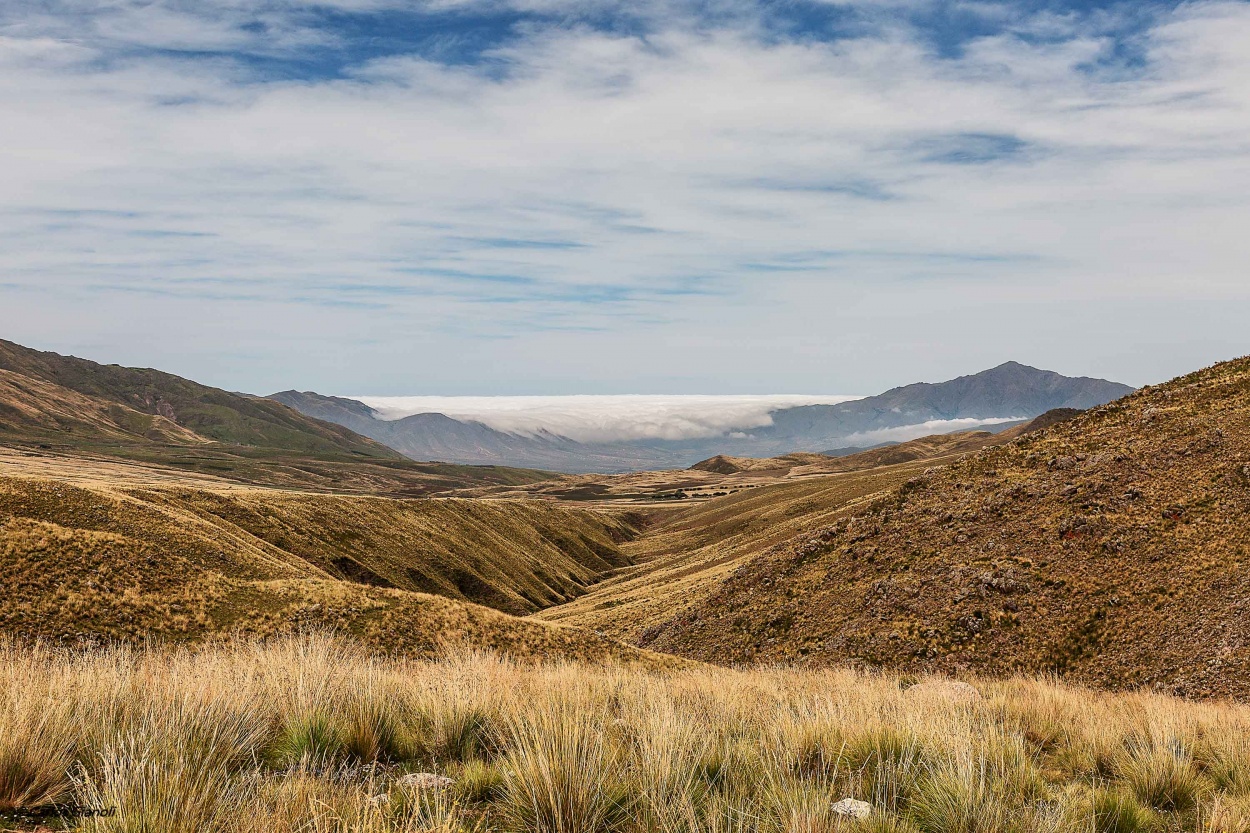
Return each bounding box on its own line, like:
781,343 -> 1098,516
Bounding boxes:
830,798 -> 873,819
397,772 -> 454,791
903,679 -> 983,703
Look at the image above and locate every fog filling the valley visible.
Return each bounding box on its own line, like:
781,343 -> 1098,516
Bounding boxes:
349,395 -> 863,443
346,395 -> 1029,446
838,417 -> 1029,447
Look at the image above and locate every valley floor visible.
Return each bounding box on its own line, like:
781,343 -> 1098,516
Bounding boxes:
3,635 -> 1250,833
535,458 -> 936,642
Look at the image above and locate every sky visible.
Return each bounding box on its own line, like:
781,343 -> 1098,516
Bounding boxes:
1,0 -> 1248,396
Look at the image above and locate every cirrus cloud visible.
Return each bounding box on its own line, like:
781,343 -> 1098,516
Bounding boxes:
0,0 -> 1247,395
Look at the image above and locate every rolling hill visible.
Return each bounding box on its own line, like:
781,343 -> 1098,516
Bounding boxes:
0,339 -> 551,495
0,339 -> 391,456
640,357 -> 1250,698
0,455 -> 675,665
535,414 -> 1075,638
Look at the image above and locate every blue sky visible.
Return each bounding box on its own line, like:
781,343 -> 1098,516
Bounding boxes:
1,0 -> 1248,394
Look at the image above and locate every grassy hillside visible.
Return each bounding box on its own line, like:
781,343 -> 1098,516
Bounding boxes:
538,457 -> 938,640
3,637 -> 1250,833
537,415 -> 1076,640
0,339 -> 391,457
0,340 -> 553,496
647,357 -> 1250,698
0,457 -> 648,657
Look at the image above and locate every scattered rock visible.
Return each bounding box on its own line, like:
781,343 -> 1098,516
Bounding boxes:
830,798 -> 873,819
957,614 -> 984,635
397,772 -> 454,791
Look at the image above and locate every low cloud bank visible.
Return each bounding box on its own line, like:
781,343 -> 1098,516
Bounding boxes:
840,417 -> 1027,447
350,394 -> 862,444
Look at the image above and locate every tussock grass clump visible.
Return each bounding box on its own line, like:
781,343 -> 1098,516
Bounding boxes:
419,701 -> 499,765
1088,784 -> 1156,833
1115,736 -> 1209,812
908,757 -> 1016,833
77,736 -> 238,833
841,725 -> 928,811
1200,732 -> 1250,796
449,758 -> 505,804
501,695 -> 630,833
269,709 -> 347,769
1,635 -> 1249,833
0,660 -> 76,810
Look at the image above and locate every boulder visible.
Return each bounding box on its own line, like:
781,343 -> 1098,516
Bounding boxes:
830,798 -> 873,819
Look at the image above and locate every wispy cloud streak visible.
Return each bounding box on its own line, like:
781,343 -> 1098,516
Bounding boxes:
0,0 -> 1247,393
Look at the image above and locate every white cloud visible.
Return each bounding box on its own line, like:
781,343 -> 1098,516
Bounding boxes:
350,394 -> 864,442
839,416 -> 1027,446
0,1 -> 1248,394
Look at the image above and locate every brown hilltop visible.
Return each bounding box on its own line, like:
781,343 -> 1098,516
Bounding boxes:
644,358 -> 1250,698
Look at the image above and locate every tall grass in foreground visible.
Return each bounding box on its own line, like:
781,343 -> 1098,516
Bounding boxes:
1,635 -> 1249,832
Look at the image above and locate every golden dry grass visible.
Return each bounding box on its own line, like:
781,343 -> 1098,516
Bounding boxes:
649,357 -> 1250,698
4,635 -> 1250,832
0,461 -> 644,650
0,468 -> 683,669
537,459 -> 935,642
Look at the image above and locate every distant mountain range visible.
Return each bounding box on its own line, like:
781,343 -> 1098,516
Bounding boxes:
268,390 -> 678,472
272,362 -> 1134,473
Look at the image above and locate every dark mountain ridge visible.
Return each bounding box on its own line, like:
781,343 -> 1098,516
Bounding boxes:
270,390 -> 678,473
759,362 -> 1134,447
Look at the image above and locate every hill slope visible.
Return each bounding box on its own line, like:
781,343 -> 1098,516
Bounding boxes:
646,358 -> 1250,698
0,464 -> 635,618
0,340 -> 551,495
0,339 -> 393,457
536,458 -> 937,640
0,463 -> 672,665
537,416 -> 1076,637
